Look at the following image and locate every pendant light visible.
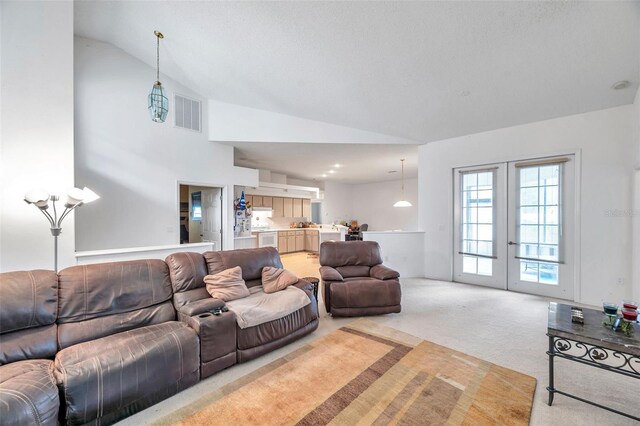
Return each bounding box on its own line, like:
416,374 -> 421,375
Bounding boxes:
393,159 -> 412,207
148,30 -> 168,123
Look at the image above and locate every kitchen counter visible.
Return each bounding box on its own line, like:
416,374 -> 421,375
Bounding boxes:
234,235 -> 257,240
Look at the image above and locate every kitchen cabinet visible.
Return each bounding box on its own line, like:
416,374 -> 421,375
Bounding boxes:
295,230 -> 305,251
272,197 -> 284,218
278,232 -> 288,253
262,196 -> 273,207
304,230 -> 319,252
283,198 -> 293,218
252,196 -> 263,207
244,195 -> 252,207
302,199 -> 311,219
287,231 -> 296,252
292,199 -> 302,217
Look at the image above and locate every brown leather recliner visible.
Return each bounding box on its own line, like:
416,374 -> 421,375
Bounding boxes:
54,260 -> 200,425
320,241 -> 401,317
166,247 -> 319,369
0,270 -> 60,426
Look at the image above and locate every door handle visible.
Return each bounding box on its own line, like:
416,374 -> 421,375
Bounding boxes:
508,241 -> 519,246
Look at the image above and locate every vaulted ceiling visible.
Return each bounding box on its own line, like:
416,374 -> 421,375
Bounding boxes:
74,1 -> 640,145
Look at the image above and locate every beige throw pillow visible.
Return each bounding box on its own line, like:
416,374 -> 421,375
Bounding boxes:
262,266 -> 299,294
204,266 -> 250,302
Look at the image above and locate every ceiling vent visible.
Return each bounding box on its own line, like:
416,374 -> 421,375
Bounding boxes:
174,94 -> 201,132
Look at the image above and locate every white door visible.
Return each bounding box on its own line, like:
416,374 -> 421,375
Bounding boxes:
200,188 -> 222,251
507,156 -> 575,300
453,164 -> 507,289
453,156 -> 576,300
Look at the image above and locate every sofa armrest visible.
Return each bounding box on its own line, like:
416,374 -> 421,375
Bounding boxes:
320,266 -> 343,282
177,298 -> 226,317
370,264 -> 400,280
177,310 -> 236,368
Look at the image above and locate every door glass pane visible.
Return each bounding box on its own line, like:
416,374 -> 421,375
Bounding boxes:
459,169 -> 495,277
516,164 -> 561,285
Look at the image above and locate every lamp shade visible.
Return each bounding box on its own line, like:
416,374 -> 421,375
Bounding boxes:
24,188 -> 50,208
393,200 -> 412,208
65,187 -> 100,207
148,82 -> 168,123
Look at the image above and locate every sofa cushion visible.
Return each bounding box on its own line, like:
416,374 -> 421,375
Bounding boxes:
261,267 -> 298,293
237,303 -> 318,350
0,270 -> 58,334
0,359 -> 59,426
226,287 -> 310,329
57,260 -> 174,347
336,265 -> 371,278
319,241 -> 383,267
166,252 -> 208,293
0,271 -> 58,364
204,247 -> 283,286
329,279 -> 401,309
55,321 -> 199,425
204,266 -> 250,302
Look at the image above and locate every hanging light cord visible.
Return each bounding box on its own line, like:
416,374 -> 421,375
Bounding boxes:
156,33 -> 160,82
401,159 -> 405,197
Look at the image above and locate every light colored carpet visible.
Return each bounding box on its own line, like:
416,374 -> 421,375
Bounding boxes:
155,320 -> 536,425
116,278 -> 640,426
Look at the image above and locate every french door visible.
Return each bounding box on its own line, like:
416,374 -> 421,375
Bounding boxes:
453,155 -> 575,300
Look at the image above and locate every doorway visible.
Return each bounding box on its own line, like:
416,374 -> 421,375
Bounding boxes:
179,184 -> 223,250
453,155 -> 576,300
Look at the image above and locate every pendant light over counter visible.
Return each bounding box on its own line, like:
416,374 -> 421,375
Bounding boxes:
148,30 -> 168,123
393,159 -> 412,208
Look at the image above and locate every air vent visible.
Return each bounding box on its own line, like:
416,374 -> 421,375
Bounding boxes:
174,94 -> 201,132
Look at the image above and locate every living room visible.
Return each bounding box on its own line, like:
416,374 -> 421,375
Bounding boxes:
1,1 -> 639,425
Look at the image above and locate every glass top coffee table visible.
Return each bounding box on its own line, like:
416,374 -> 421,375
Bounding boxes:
547,302 -> 640,421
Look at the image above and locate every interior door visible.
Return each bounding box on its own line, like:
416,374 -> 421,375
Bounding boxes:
200,188 -> 222,250
507,156 -> 575,300
453,164 -> 507,289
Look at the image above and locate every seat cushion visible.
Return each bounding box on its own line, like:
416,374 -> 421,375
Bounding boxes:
55,322 -> 199,425
0,360 -> 59,426
237,303 -> 318,350
329,278 -> 401,309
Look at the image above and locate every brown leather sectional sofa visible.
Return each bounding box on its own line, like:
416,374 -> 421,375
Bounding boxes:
0,247 -> 319,425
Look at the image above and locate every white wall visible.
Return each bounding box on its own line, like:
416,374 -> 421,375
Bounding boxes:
208,100 -> 419,145
351,178 -> 418,231
74,37 -> 257,253
0,1 -> 74,272
420,105 -> 636,306
321,181 -> 353,224
363,232 -> 424,277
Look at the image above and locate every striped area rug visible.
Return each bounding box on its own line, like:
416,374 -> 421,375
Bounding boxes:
157,320 -> 536,425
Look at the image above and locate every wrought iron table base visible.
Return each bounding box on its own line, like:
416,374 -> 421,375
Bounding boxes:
547,334 -> 640,421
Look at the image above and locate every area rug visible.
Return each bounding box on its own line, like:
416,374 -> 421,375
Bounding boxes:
156,320 -> 536,425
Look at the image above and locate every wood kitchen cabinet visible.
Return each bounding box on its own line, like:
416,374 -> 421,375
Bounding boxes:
302,199 -> 311,219
278,232 -> 288,253
251,196 -> 263,207
305,230 -> 319,252
283,198 -> 293,218
272,197 -> 284,217
292,199 -> 302,217
262,196 -> 273,207
287,231 -> 296,252
295,230 -> 305,251
244,195 -> 252,206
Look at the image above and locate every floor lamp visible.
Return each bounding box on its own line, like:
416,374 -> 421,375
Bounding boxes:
24,187 -> 99,272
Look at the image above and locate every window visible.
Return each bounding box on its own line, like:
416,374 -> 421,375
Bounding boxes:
459,169 -> 496,276
516,163 -> 563,284
191,191 -> 202,220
